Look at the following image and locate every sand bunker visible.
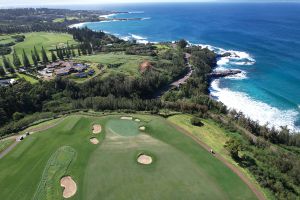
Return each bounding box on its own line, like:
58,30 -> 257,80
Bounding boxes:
139,126 -> 146,131
90,137 -> 99,144
135,119 -> 141,122
137,154 -> 153,165
60,176 -> 77,198
121,116 -> 133,120
92,124 -> 102,134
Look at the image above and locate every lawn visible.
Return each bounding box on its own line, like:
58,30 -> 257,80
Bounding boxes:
1,32 -> 77,64
0,138 -> 14,153
0,114 -> 257,200
77,52 -> 153,76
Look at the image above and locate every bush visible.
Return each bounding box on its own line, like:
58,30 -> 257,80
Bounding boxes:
190,117 -> 204,127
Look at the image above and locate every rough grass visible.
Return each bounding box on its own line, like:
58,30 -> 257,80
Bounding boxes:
167,114 -> 267,199
0,114 -> 257,200
77,52 -> 153,76
0,138 -> 14,153
33,146 -> 77,200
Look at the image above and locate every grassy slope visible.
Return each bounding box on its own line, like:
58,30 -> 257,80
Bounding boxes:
0,114 -> 257,200
77,52 -> 153,76
0,138 -> 14,153
167,114 -> 268,199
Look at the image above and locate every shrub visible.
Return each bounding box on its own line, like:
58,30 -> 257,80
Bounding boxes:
190,116 -> 204,127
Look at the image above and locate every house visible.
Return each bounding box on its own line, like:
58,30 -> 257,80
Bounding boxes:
0,79 -> 16,87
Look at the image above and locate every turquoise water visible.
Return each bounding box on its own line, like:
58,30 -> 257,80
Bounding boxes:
69,3 -> 300,132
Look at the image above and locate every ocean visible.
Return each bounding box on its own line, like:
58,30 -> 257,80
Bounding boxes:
66,3 -> 300,132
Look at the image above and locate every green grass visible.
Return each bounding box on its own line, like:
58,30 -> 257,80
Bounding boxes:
0,35 -> 14,45
0,114 -> 257,200
53,17 -> 79,23
76,52 -> 153,76
17,73 -> 39,83
1,32 -> 77,65
106,119 -> 139,136
33,146 -> 77,200
167,114 -> 267,199
0,138 -> 14,153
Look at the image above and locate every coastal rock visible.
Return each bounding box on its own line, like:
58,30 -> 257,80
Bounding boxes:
208,69 -> 242,78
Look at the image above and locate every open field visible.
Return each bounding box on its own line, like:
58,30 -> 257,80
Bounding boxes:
13,32 -> 77,62
0,114 -> 258,200
77,52 -> 154,76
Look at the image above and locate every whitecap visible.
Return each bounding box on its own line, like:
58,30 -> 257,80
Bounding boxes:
210,80 -> 300,132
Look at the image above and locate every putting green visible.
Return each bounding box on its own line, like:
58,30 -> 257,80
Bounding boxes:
0,114 -> 258,200
106,119 -> 140,137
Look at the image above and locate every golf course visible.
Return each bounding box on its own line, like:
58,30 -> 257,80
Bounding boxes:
0,113 -> 258,200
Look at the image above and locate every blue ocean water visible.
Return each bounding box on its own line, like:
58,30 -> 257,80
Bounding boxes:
67,3 -> 300,131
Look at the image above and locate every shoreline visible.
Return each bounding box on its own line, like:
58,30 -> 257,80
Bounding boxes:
68,16 -> 300,133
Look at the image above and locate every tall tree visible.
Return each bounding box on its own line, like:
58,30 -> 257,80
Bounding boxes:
22,49 -> 30,68
72,49 -> 76,57
77,48 -> 81,56
31,50 -> 38,67
0,65 -> 5,76
41,46 -> 49,64
51,51 -> 57,62
2,55 -> 15,73
12,50 -> 21,68
34,46 -> 40,62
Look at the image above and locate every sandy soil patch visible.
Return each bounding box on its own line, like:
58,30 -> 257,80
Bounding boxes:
137,154 -> 153,165
134,119 -> 141,122
90,137 -> 99,144
92,124 -> 102,134
120,116 -> 133,120
140,60 -> 153,73
60,176 -> 77,198
139,126 -> 146,131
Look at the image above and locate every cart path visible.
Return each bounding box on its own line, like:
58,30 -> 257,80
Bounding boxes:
0,118 -> 65,159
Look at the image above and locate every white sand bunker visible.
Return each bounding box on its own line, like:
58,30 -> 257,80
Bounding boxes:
60,176 -> 77,198
137,154 -> 153,165
121,116 -> 133,120
90,137 -> 99,144
139,126 -> 146,131
92,124 -> 102,134
135,119 -> 141,122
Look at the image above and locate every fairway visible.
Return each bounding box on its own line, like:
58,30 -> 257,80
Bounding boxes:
77,52 -> 153,76
0,32 -> 77,65
0,114 -> 258,200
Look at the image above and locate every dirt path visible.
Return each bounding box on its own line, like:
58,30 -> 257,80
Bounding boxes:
0,118 -> 65,159
166,120 -> 266,200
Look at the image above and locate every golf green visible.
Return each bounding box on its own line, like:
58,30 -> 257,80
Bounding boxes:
0,114 -> 258,200
106,119 -> 140,137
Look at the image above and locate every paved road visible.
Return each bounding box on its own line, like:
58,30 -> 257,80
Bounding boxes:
153,53 -> 193,98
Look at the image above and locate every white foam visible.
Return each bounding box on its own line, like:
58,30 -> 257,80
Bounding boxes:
211,80 -> 300,132
224,70 -> 248,80
68,22 -> 86,28
128,11 -> 144,14
99,13 -> 117,19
